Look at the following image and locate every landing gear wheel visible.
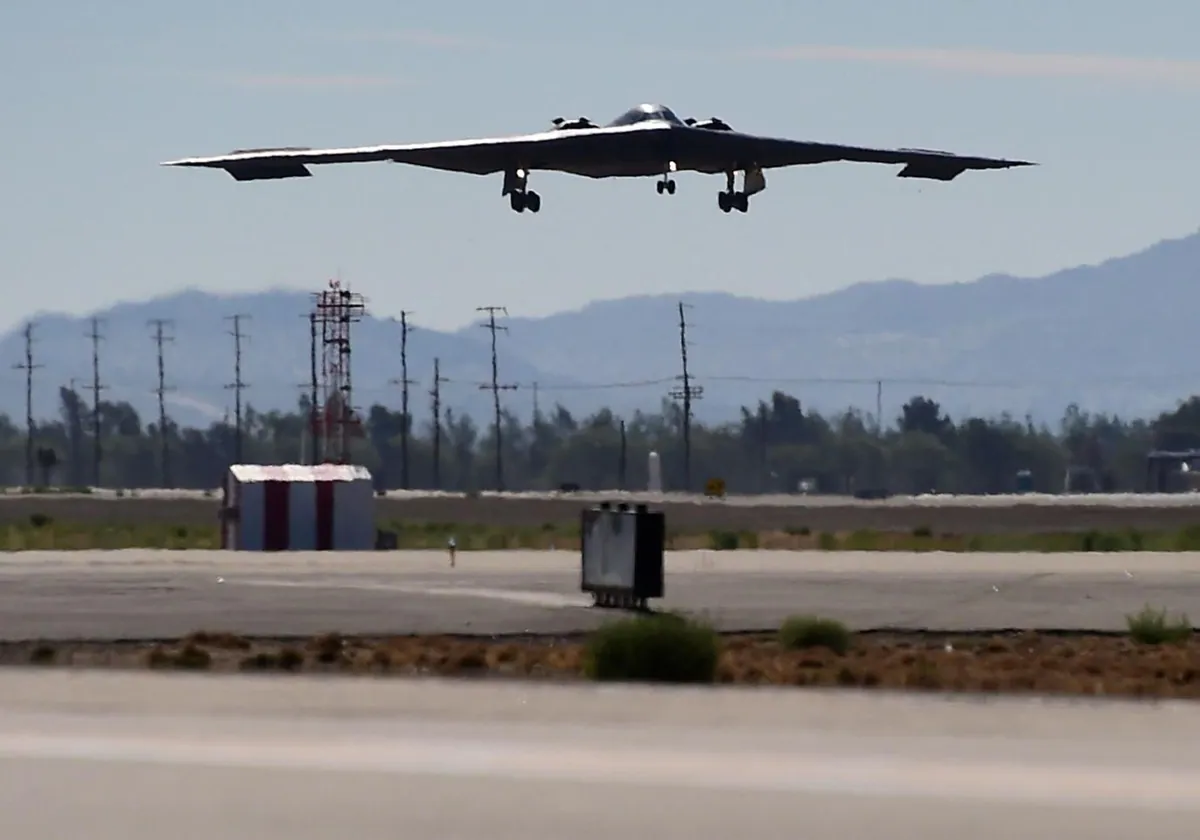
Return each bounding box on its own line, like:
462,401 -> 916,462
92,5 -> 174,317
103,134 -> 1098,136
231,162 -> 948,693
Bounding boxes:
510,192 -> 526,213
666,180 -> 676,195
525,191 -> 541,213
733,191 -> 749,213
656,181 -> 665,195
717,191 -> 732,213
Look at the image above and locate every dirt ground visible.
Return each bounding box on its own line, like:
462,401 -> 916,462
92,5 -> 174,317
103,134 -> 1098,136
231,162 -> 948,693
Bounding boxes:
2,493 -> 1200,534
7,630 -> 1200,700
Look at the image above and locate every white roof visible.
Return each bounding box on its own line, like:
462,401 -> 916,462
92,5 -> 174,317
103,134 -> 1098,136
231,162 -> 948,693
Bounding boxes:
228,463 -> 373,483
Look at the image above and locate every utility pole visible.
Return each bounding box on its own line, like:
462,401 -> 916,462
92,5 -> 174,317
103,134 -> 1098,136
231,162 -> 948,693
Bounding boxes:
429,357 -> 448,490
759,403 -> 769,493
477,306 -> 518,491
389,311 -> 417,489
224,314 -> 250,464
667,301 -> 703,491
618,418 -> 627,491
532,381 -> 539,420
875,379 -> 883,436
12,322 -> 42,487
86,317 -> 106,487
67,377 -> 82,486
148,318 -> 175,488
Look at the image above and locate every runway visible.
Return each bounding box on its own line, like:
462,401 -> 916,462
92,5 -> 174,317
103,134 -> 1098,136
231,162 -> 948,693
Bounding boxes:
8,488 -> 1200,534
0,669 -> 1197,838
1,549 -> 1198,639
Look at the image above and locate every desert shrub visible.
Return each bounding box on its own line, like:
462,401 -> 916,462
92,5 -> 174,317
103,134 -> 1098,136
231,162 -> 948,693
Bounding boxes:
707,530 -> 739,550
583,613 -> 719,683
278,647 -> 305,671
173,643 -> 212,670
817,532 -> 838,550
28,644 -> 56,664
779,615 -> 852,655
1127,605 -> 1192,645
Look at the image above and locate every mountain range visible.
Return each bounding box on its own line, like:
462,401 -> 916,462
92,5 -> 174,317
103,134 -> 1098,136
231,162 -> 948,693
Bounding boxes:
5,229 -> 1200,430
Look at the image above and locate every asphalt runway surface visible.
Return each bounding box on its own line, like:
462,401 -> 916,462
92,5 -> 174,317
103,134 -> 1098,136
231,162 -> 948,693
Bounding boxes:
7,488 -> 1200,533
2,550 -> 1200,640
0,670 -> 1197,838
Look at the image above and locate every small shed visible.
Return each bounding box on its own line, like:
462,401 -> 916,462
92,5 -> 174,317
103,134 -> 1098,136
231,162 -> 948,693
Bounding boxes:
220,463 -> 375,551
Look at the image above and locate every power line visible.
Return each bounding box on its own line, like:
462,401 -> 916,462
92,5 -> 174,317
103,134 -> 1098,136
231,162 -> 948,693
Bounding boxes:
12,321 -> 42,487
224,314 -> 250,464
85,317 -> 107,487
148,318 -> 175,487
389,311 -> 417,489
429,356 -> 448,490
477,306 -> 518,491
667,301 -> 703,491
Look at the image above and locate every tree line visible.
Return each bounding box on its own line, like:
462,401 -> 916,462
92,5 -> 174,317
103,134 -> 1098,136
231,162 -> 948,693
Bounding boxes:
4,387 -> 1200,495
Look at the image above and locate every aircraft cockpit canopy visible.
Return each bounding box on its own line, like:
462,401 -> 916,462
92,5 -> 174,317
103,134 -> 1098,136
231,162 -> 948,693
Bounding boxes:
607,104 -> 685,127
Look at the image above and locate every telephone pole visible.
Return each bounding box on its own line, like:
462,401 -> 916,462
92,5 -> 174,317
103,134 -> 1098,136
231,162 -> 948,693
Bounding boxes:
875,379 -> 883,436
429,357 -> 448,490
618,418 -> 627,491
148,318 -> 175,487
224,314 -> 250,464
477,306 -> 518,491
389,311 -> 417,489
667,301 -> 703,491
66,377 -> 83,486
85,317 -> 106,487
12,322 -> 42,487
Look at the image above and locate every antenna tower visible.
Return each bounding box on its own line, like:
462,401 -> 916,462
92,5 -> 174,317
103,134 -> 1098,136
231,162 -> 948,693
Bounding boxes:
311,280 -> 367,463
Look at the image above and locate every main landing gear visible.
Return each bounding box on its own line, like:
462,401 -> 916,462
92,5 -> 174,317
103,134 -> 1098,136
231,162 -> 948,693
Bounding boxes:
503,168 -> 541,213
717,168 -> 765,213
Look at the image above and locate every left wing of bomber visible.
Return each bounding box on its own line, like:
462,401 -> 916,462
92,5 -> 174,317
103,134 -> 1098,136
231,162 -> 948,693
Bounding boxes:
161,123 -> 650,181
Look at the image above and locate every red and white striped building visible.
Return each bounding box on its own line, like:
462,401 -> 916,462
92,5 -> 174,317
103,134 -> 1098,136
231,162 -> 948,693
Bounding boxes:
220,464 -> 376,551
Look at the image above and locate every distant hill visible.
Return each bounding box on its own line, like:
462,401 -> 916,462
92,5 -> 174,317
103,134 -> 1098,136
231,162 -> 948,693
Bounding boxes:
5,229 -> 1200,428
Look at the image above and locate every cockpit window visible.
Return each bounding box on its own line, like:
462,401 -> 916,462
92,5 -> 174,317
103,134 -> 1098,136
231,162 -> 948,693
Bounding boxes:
607,104 -> 684,127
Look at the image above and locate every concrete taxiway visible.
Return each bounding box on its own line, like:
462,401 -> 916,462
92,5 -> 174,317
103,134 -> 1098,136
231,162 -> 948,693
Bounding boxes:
0,669 -> 1197,838
0,549 -> 1198,639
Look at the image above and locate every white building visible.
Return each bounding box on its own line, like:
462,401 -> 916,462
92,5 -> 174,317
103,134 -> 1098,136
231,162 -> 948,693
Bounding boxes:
220,463 -> 376,551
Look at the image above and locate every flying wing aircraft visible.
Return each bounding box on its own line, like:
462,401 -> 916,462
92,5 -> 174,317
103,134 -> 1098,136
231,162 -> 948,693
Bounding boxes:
162,102 -> 1035,214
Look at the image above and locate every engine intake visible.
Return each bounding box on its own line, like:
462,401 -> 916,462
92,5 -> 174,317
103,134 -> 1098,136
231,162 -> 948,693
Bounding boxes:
551,117 -> 599,130
685,117 -> 733,131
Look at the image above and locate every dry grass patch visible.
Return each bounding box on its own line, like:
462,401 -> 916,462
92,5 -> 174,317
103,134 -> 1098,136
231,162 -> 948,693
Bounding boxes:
6,626 -> 1200,699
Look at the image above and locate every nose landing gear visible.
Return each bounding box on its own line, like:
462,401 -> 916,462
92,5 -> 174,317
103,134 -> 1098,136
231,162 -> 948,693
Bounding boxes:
656,160 -> 678,195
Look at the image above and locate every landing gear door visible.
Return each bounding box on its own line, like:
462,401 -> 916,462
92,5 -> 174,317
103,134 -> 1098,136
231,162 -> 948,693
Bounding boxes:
744,167 -> 766,197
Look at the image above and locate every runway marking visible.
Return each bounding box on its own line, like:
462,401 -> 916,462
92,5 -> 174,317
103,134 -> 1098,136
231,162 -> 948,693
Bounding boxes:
231,578 -> 593,610
0,727 -> 1196,811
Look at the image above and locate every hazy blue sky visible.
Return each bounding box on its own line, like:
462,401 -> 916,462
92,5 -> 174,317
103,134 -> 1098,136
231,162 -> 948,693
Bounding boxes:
3,0 -> 1198,334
